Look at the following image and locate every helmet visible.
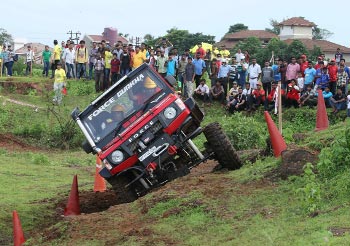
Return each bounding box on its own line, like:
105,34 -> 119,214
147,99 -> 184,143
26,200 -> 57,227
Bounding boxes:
144,77 -> 157,89
111,104 -> 125,112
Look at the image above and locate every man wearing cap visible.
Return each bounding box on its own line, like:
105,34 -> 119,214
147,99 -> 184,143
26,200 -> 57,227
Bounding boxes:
247,58 -> 261,89
300,55 -> 308,78
217,59 -> 231,97
328,59 -> 338,95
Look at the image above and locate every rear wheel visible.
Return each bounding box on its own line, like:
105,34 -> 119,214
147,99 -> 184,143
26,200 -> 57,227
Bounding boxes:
203,122 -> 242,170
108,175 -> 138,203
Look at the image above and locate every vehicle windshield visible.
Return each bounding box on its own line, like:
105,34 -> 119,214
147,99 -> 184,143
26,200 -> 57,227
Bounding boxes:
81,70 -> 166,142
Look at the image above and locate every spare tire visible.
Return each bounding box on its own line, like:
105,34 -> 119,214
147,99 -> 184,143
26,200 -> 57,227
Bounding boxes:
203,122 -> 242,170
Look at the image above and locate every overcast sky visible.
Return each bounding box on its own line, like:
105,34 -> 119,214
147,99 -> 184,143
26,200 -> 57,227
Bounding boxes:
3,0 -> 349,48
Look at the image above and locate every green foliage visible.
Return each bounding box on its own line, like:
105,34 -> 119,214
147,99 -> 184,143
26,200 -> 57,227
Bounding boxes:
0,28 -> 13,45
296,163 -> 321,213
220,112 -> 267,150
227,23 -> 249,34
30,153 -> 51,165
317,127 -> 350,180
265,38 -> 288,61
265,19 -> 281,35
0,107 -> 9,131
312,26 -> 333,40
235,37 -> 261,57
12,57 -> 26,76
66,80 -> 95,96
283,108 -> 316,132
309,45 -> 322,62
286,40 -> 309,60
144,27 -> 215,54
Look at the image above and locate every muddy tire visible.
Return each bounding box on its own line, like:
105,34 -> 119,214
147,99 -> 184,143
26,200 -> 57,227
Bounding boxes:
108,175 -> 138,203
203,122 -> 242,170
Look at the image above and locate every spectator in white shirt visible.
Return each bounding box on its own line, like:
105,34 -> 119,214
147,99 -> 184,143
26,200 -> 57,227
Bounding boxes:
194,79 -> 210,105
248,58 -> 262,89
25,45 -> 35,76
63,43 -> 76,79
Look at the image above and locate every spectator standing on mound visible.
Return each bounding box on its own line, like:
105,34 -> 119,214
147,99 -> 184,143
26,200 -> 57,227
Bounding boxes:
76,40 -> 89,79
51,40 -> 62,79
53,62 -> 66,105
25,45 -> 35,76
41,45 -> 51,77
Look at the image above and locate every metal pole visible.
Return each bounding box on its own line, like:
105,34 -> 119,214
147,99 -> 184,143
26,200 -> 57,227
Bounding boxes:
278,81 -> 282,134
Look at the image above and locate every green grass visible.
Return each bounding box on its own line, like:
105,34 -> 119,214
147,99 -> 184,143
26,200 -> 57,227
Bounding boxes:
0,150 -> 95,244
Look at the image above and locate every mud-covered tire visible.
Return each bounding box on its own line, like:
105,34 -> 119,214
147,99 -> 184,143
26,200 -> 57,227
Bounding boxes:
108,175 -> 138,203
203,122 -> 242,170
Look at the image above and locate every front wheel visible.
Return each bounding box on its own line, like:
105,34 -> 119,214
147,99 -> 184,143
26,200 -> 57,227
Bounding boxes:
203,122 -> 242,170
108,175 -> 138,203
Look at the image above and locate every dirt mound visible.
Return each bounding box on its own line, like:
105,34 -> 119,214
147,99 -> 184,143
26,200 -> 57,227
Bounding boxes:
278,148 -> 318,179
0,81 -> 51,95
0,133 -> 41,152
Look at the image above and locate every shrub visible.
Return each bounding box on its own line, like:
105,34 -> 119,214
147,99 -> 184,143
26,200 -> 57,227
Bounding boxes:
220,112 -> 268,150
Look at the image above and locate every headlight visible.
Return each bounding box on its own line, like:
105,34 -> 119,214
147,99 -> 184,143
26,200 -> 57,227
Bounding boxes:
164,107 -> 176,119
110,150 -> 124,164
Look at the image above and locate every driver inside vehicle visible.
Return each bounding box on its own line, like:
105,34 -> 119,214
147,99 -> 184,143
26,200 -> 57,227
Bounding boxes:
100,104 -> 125,132
128,76 -> 161,107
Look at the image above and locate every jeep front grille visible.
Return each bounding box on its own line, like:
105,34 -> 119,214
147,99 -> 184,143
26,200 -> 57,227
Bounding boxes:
127,121 -> 163,153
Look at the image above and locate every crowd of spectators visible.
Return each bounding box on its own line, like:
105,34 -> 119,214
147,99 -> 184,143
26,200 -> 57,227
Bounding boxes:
1,38 -> 350,116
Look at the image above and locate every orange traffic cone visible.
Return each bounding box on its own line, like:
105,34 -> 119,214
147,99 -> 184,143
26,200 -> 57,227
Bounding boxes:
315,89 -> 329,131
94,156 -> 107,192
12,210 -> 25,246
64,175 -> 81,216
264,111 -> 287,157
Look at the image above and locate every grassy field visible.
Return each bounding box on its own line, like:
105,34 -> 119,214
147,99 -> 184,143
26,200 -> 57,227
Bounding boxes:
1,78 -> 350,245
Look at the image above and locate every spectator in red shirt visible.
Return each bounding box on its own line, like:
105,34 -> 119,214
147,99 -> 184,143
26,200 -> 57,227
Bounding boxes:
111,53 -> 120,85
314,57 -> 323,70
328,59 -> 338,95
286,79 -> 300,108
196,43 -> 206,59
247,82 -> 265,111
300,54 -> 308,77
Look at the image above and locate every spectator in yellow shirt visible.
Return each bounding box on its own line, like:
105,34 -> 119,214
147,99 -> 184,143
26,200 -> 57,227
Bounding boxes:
104,47 -> 113,89
53,62 -> 66,105
131,45 -> 147,70
75,40 -> 89,79
51,40 -> 62,78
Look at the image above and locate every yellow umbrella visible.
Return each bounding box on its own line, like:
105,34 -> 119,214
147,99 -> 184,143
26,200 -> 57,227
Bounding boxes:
220,49 -> 230,57
201,42 -> 212,51
190,45 -> 198,54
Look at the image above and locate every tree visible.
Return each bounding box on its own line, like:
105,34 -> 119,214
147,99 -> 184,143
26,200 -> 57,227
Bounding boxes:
227,23 -> 248,34
234,37 -> 262,56
312,27 -> 333,40
143,34 -> 156,47
266,38 -> 288,61
286,40 -> 309,60
265,19 -> 281,35
119,33 -> 129,38
309,45 -> 322,62
0,28 -> 13,45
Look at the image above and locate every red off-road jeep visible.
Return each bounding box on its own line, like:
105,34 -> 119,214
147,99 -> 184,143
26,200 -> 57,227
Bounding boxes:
72,64 -> 241,202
